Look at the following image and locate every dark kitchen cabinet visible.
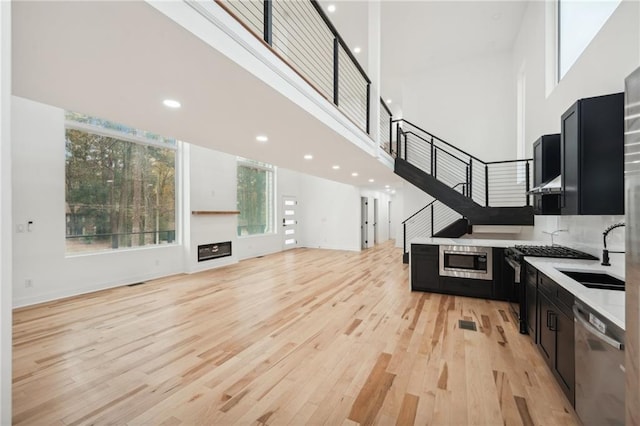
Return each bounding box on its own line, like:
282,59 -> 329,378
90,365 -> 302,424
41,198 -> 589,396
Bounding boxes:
524,265 -> 537,341
492,248 -> 509,300
533,134 -> 561,215
536,272 -> 575,406
411,244 -> 440,292
439,276 -> 492,299
560,93 -> 624,215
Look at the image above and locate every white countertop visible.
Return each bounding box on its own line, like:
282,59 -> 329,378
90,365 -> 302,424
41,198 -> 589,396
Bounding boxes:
524,257 -> 625,330
410,237 -> 546,248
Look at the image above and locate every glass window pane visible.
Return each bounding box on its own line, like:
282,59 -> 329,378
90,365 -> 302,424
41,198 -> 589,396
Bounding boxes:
559,0 -> 620,79
65,126 -> 176,254
237,162 -> 274,236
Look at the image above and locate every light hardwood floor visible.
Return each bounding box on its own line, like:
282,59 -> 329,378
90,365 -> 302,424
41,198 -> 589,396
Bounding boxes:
13,241 -> 579,425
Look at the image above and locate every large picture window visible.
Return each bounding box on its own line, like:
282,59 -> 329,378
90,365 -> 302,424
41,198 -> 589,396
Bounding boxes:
558,0 -> 620,80
65,112 -> 177,254
237,159 -> 274,236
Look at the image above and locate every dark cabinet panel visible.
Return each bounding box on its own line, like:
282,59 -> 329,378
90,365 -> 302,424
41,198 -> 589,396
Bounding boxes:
525,264 -> 538,340
533,134 -> 561,215
561,93 -> 624,215
556,309 -> 575,405
535,271 -> 575,406
411,244 -> 440,292
492,248 -> 509,301
538,291 -> 555,369
439,276 -> 492,299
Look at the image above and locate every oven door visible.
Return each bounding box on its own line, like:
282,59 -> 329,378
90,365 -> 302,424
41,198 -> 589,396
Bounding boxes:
504,256 -> 527,334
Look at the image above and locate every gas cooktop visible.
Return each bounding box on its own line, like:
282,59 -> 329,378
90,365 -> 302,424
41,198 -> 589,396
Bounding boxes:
507,245 -> 598,260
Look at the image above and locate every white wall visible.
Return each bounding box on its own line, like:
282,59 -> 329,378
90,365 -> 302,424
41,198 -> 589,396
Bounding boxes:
184,144 -> 239,272
11,97 -> 185,307
514,0 -> 639,156
0,0 -> 11,422
401,50 -> 516,161
297,174 -> 361,251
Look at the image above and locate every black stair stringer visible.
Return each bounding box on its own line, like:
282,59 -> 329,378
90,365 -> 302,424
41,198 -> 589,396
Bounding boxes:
395,158 -> 534,226
433,218 -> 470,238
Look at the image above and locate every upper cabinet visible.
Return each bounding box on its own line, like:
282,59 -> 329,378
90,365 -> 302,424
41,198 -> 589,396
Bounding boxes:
532,134 -> 561,215
561,93 -> 625,215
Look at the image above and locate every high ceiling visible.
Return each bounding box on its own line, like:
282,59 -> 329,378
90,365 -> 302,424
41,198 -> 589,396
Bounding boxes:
319,0 -> 529,116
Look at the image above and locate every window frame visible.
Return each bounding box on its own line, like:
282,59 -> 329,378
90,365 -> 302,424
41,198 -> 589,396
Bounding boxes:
64,116 -> 180,256
236,158 -> 276,238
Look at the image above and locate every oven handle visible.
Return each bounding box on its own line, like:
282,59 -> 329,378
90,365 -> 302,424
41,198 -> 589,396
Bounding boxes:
505,257 -> 521,284
572,305 -> 624,350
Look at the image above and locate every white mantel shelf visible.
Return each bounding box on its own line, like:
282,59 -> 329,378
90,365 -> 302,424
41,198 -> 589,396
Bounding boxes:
191,211 -> 240,215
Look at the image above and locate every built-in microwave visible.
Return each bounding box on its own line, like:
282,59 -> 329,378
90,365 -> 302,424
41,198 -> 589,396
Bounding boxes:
439,245 -> 493,281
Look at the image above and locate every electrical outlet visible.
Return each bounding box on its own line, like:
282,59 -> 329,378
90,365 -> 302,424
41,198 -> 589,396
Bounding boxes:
24,279 -> 32,288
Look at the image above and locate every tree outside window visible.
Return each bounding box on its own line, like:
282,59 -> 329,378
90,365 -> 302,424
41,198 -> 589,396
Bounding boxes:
65,114 -> 177,254
237,160 -> 274,236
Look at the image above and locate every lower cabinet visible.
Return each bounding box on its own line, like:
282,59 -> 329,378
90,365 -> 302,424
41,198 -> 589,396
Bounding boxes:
411,244 -> 440,292
536,272 -> 575,406
439,276 -> 492,299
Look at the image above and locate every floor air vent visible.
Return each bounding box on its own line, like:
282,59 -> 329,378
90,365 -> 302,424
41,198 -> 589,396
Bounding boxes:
459,320 -> 477,331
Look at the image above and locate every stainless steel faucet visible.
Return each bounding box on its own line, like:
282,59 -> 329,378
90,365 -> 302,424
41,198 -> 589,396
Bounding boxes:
542,229 -> 568,245
602,222 -> 625,266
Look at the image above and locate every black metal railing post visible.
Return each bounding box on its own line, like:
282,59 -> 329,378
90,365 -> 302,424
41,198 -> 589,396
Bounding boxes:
333,37 -> 339,106
525,160 -> 531,206
465,165 -> 470,197
433,148 -> 438,178
263,0 -> 272,45
430,204 -> 434,236
366,83 -> 370,134
403,222 -> 406,255
396,125 -> 401,159
485,164 -> 489,206
430,137 -> 435,175
389,116 -> 393,156
468,160 -> 473,199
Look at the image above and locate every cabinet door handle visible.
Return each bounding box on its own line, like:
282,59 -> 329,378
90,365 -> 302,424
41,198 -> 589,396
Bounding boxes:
549,312 -> 558,332
546,310 -> 551,328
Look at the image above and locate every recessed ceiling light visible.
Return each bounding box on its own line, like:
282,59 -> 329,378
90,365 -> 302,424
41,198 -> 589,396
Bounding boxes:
633,160 -> 640,164
354,46 -> 361,54
368,178 -> 374,183
256,135 -> 268,142
304,154 -> 313,160
492,12 -> 502,21
327,4 -> 336,13
352,172 -> 358,177
391,190 -> 396,194
385,185 -> 390,188
386,99 -> 392,104
162,99 -> 181,108
332,165 -> 340,170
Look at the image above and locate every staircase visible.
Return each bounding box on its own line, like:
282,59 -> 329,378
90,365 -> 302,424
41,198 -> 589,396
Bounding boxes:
393,119 -> 534,263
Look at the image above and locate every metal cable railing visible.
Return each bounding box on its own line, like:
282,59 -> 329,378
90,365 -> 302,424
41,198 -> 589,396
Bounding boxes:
394,119 -> 532,208
219,0 -> 371,134
380,98 -> 392,155
401,200 -> 461,258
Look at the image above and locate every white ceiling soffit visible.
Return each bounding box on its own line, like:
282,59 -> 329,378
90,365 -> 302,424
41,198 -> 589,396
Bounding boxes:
12,1 -> 403,190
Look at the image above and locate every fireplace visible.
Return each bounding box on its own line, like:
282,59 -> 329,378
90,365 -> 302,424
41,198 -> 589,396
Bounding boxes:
198,241 -> 232,262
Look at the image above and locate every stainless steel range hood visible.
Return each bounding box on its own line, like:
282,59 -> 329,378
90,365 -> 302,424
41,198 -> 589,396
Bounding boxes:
528,175 -> 562,194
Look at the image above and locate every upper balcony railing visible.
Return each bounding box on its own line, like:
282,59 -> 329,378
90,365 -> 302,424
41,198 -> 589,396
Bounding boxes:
219,0 -> 371,134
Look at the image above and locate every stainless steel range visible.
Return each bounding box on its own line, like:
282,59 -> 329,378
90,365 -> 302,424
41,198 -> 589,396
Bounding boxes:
504,245 -> 598,334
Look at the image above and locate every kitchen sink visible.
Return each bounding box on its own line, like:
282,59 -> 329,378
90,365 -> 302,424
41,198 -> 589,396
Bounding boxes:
558,270 -> 625,291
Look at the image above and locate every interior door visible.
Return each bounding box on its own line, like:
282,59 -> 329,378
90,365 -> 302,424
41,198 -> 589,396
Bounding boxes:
373,199 -> 379,245
282,196 -> 298,250
361,197 -> 368,249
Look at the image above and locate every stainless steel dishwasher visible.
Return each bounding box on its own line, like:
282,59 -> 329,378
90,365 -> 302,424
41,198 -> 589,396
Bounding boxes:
573,299 -> 625,426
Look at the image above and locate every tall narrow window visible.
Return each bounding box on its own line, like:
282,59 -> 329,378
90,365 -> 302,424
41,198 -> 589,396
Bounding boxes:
558,0 -> 621,80
65,113 -> 177,254
236,158 -> 275,236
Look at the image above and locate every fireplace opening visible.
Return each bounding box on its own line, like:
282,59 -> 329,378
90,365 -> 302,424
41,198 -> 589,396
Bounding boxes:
198,241 -> 232,262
